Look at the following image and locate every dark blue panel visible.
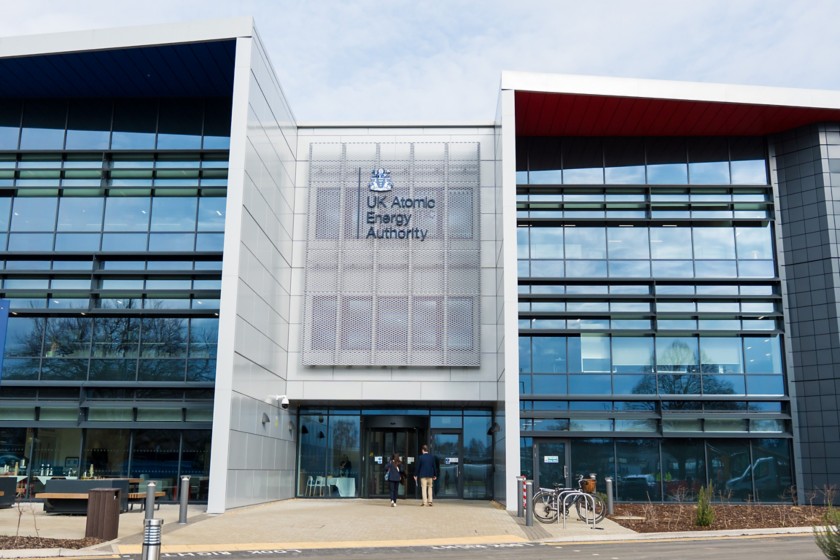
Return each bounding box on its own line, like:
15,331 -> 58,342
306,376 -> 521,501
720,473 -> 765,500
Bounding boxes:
0,40 -> 236,98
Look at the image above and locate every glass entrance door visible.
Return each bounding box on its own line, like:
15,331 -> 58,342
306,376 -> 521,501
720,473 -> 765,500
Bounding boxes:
366,429 -> 418,498
534,440 -> 568,490
432,431 -> 462,498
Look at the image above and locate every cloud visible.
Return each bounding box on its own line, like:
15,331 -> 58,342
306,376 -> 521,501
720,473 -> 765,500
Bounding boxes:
1,0 -> 839,120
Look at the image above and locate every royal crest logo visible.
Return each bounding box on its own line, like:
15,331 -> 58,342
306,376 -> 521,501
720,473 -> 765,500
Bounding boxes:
368,168 -> 394,192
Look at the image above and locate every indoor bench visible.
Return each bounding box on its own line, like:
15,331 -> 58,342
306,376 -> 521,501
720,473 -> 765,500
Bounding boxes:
37,479 -> 130,514
127,491 -> 166,510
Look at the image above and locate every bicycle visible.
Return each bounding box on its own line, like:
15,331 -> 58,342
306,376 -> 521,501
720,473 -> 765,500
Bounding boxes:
532,475 -> 606,524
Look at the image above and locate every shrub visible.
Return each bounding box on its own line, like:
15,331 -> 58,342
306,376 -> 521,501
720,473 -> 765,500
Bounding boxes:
815,508 -> 840,560
696,484 -> 715,527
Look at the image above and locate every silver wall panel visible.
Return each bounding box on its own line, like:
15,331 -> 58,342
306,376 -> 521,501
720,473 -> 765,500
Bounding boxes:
303,142 -> 481,367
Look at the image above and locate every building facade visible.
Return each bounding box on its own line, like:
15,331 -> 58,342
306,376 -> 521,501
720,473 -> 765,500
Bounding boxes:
0,19 -> 837,512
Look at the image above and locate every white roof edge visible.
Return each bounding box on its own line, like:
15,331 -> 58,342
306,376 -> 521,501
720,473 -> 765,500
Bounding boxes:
501,71 -> 840,110
0,17 -> 254,58
297,121 -> 496,128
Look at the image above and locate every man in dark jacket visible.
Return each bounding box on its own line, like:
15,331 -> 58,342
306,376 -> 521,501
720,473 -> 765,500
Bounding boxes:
413,444 -> 438,506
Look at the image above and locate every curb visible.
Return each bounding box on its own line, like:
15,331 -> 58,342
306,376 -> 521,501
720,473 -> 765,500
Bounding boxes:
0,526 -> 818,558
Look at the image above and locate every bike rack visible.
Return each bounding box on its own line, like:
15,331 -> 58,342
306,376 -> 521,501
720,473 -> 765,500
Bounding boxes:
559,490 -> 597,529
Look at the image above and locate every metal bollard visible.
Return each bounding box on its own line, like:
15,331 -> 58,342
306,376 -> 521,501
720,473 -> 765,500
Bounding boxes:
525,480 -> 533,527
141,518 -> 163,560
178,475 -> 190,524
144,481 -> 156,521
605,477 -> 614,516
517,476 -> 526,518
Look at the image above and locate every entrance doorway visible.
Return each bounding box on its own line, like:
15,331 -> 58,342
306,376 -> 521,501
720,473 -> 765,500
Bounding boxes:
533,439 -> 569,490
431,431 -> 462,498
362,416 -> 426,499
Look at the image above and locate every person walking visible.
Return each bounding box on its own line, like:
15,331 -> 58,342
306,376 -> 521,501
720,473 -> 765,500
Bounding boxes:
413,444 -> 438,507
385,452 -> 403,507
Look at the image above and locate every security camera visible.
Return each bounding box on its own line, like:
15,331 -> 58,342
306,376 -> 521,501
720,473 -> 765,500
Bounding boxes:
277,395 -> 290,410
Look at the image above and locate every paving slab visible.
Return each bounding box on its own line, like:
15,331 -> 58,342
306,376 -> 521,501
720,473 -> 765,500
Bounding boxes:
0,498 -> 634,556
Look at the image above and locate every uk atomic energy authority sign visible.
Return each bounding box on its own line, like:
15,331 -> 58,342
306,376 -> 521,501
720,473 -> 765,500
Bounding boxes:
302,142 -> 481,367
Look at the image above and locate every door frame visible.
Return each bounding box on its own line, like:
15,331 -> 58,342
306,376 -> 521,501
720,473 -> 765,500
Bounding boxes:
361,416 -> 426,498
430,429 -> 463,499
532,438 -> 571,490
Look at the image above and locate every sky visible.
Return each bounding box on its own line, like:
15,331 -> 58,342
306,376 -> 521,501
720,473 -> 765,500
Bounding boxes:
1,1 -> 839,122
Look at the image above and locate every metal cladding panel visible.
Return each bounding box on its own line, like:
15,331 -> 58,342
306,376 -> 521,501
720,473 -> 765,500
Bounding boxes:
302,142 -> 481,367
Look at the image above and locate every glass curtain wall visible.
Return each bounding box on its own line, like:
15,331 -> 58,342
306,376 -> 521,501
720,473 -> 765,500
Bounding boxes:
517,136 -> 792,502
0,97 -> 229,502
296,409 -> 493,499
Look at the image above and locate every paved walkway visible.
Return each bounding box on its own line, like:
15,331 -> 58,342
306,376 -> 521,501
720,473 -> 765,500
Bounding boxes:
0,498 -> 633,556
0,498 -> 815,558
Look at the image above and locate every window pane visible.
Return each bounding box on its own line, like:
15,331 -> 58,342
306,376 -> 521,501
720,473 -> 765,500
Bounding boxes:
744,336 -> 783,373
4,317 -> 44,357
656,337 -> 698,372
688,137 -> 730,184
0,100 -> 21,149
101,233 -> 147,251
568,334 -> 610,373
743,439 -> 791,501
562,138 -> 603,184
57,197 -> 104,231
149,233 -> 195,251
89,359 -> 137,381
612,337 -> 653,373
11,198 -> 57,231
157,99 -> 202,149
736,226 -> 773,260
44,317 -> 92,358
112,100 -> 156,149
151,197 -> 197,231
530,227 -> 563,259
730,137 -> 767,184
190,318 -> 219,358
661,439 -> 704,500
700,337 -> 744,373
604,138 -> 645,184
650,228 -> 692,259
532,337 -> 566,373
693,227 -> 735,259
20,100 -> 65,150
197,197 -> 226,231
104,198 -> 150,231
607,227 -> 649,259
528,138 -> 562,184
138,359 -> 186,381
8,233 -> 52,251
203,98 -> 232,149
566,227 -> 605,259
141,317 -> 187,357
92,317 -> 140,358
647,138 -> 687,184
66,100 -> 111,150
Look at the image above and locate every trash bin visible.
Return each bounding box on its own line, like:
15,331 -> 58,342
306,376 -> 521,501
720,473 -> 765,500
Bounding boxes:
85,488 -> 121,540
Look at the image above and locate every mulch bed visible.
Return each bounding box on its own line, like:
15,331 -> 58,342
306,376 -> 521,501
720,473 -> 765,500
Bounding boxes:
611,503 -> 831,533
0,536 -> 103,550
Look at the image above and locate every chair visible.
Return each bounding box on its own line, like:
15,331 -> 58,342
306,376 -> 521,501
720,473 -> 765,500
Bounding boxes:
313,476 -> 326,496
304,476 -> 315,496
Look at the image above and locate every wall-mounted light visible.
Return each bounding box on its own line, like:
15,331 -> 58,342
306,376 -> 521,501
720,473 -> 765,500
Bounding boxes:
487,422 -> 500,435
261,412 -> 270,426
318,430 -> 325,439
301,425 -> 309,435
288,421 -> 295,433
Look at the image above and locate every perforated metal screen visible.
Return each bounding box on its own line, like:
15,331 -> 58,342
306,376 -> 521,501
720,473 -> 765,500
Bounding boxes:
302,142 -> 481,367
